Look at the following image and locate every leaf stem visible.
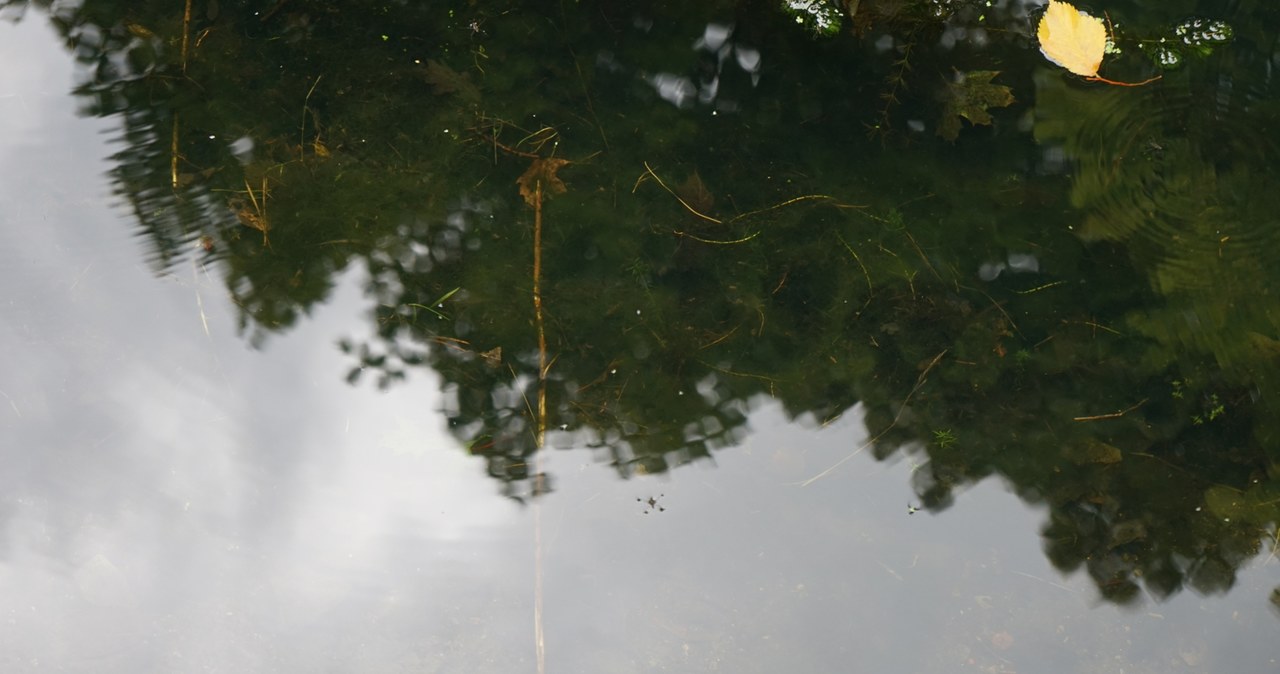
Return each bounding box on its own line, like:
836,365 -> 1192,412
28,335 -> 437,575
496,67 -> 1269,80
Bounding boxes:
1086,74 -> 1162,87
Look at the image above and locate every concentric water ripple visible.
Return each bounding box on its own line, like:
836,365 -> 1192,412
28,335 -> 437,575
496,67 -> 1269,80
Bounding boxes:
1035,61 -> 1280,370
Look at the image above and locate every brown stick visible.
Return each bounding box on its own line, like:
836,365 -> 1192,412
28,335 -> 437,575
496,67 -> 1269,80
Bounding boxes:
1073,398 -> 1147,422
180,0 -> 192,73
532,178 -> 547,674
171,0 -> 193,189
170,115 -> 180,189
534,180 -> 547,447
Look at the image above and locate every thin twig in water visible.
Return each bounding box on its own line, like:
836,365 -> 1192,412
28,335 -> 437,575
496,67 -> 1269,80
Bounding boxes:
1062,318 -> 1122,336
699,325 -> 740,350
574,58 -> 609,152
193,258 -> 210,337
1262,528 -> 1279,567
1011,570 -> 1079,594
259,0 -> 291,23
639,162 -> 721,224
835,232 -> 873,300
901,228 -> 943,283
1014,280 -> 1066,295
877,560 -> 904,581
1073,398 -> 1148,422
641,163 -> 849,242
728,194 -> 834,223
300,75 -> 322,157
519,126 -> 559,155
960,284 -> 1020,338
673,230 -> 760,245
699,361 -> 778,383
799,350 -> 947,486
0,389 -> 22,418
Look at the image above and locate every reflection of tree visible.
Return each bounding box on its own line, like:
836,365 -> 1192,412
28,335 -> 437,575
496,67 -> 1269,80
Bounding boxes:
10,0 -> 1280,606
1018,35 -> 1280,602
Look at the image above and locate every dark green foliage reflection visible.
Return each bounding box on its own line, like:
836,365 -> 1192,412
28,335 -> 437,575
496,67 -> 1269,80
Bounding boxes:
6,0 -> 1279,607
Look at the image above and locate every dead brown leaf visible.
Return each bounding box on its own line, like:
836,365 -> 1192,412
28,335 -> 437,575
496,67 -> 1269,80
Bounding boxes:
676,171 -> 715,215
423,60 -> 480,101
516,157 -> 570,207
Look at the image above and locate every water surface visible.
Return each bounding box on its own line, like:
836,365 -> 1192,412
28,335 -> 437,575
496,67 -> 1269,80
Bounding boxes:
1,1 -> 1278,671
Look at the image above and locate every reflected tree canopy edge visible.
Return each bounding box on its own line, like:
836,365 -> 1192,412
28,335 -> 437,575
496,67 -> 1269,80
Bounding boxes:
7,0 -> 1280,607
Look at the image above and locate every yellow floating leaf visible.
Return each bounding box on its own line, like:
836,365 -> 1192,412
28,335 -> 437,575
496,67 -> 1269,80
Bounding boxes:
1037,0 -> 1107,78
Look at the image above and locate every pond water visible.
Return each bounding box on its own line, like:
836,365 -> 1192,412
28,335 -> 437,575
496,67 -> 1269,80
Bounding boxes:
1,1 -> 1278,672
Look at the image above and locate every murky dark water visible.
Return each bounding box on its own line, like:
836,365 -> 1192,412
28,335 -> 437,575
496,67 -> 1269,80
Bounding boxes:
2,1 -> 1279,671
